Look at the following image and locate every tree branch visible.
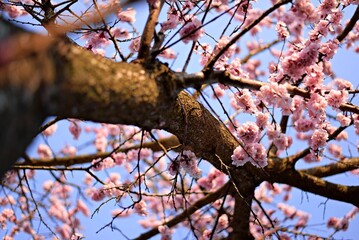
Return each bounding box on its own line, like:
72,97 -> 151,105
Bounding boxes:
337,5 -> 359,42
272,170 -> 359,207
15,136 -> 180,167
137,0 -> 165,60
133,182 -> 231,240
176,71 -> 359,114
205,0 -> 291,69
300,157 -> 359,178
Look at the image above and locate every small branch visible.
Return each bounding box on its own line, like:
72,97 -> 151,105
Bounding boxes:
133,182 -> 231,240
337,5 -> 359,42
137,0 -> 165,60
14,136 -> 180,167
205,0 -> 291,70
300,157 -> 359,178
241,39 -> 280,64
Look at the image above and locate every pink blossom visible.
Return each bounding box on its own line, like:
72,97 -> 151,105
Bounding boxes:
273,133 -> 292,150
4,5 -> 27,18
215,36 -> 236,59
257,83 -> 292,115
319,39 -> 338,60
236,122 -> 260,144
129,37 -> 141,53
159,48 -> 176,59
69,121 -> 82,140
94,135 -> 108,152
294,118 -> 314,132
218,214 -> 228,229
56,224 -> 72,239
336,113 -> 351,126
42,123 -> 58,137
232,143 -> 267,168
43,180 -> 54,192
307,93 -> 328,123
84,32 -> 110,49
334,78 -> 353,90
212,85 -> 225,98
90,188 -> 106,201
179,16 -> 204,44
61,145 -> 77,157
110,28 -> 130,39
117,8 -> 136,23
255,112 -> 269,130
311,128 -> 328,150
169,151 -> 202,178
134,200 -> 148,216
326,90 -> 348,109
76,200 -> 90,217
112,152 -> 126,165
161,8 -> 179,31
328,144 -> 342,158
158,225 -> 172,240
277,203 -> 296,218
276,21 -> 289,39
234,89 -> 257,113
37,144 -> 53,159
70,233 -> 84,240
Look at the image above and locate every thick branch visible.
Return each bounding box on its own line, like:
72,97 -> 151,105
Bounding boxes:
177,71 -> 359,114
15,136 -> 180,167
300,157 -> 359,178
272,170 -> 359,207
137,0 -> 164,60
337,5 -> 359,42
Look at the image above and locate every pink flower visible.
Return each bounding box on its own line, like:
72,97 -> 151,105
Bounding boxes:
159,48 -> 176,59
255,112 -> 269,130
161,8 -> 180,31
94,135 -> 108,152
43,180 -> 54,192
236,122 -> 260,144
307,93 -> 328,124
76,200 -> 90,217
42,123 -> 57,137
232,143 -> 267,168
311,129 -> 328,150
336,113 -> 351,126
110,28 -> 130,39
5,5 -> 27,18
117,8 -> 136,23
326,90 -> 348,109
319,39 -> 338,60
334,78 -> 353,90
179,16 -> 204,44
273,133 -> 292,150
129,37 -> 141,53
328,144 -> 342,158
61,145 -> 77,157
69,121 -> 82,140
158,225 -> 172,240
234,89 -> 257,113
134,200 -> 148,216
294,118 -> 314,132
37,144 -> 53,159
112,152 -> 126,165
278,203 -> 296,218
276,21 -> 289,39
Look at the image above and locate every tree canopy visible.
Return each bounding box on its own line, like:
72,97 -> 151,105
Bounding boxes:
1,0 -> 359,239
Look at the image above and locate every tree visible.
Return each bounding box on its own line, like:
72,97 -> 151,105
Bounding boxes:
1,0 -> 359,239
